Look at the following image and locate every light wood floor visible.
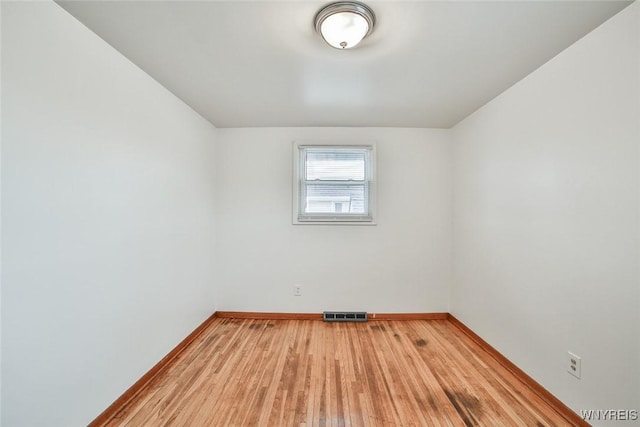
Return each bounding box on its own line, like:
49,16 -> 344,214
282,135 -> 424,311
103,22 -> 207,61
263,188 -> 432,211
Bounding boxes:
103,318 -> 573,426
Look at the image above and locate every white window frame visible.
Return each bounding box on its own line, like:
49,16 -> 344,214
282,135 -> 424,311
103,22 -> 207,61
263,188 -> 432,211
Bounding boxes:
292,141 -> 377,225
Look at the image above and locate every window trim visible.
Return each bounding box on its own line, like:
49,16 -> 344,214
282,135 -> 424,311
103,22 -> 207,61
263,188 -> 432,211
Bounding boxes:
292,141 -> 377,225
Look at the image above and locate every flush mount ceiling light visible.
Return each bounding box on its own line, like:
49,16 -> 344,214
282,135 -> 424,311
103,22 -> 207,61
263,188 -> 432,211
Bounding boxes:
314,1 -> 376,49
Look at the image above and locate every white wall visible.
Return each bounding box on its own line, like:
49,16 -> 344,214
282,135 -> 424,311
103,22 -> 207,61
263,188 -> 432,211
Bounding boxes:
451,3 -> 639,425
216,128 -> 451,313
0,3 -> 3,422
1,2 -> 217,426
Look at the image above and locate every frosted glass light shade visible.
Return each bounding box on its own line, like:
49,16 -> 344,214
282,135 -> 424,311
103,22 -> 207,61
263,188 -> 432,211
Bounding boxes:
314,2 -> 375,50
321,12 -> 369,49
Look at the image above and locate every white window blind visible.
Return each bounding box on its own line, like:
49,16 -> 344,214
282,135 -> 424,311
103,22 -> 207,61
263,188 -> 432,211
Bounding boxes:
294,144 -> 375,224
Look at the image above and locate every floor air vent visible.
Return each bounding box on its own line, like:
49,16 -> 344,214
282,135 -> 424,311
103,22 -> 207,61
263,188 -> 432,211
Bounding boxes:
323,311 -> 368,322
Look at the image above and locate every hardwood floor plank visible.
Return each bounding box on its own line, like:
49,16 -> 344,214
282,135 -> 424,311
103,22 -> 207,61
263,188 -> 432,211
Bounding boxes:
98,318 -> 579,426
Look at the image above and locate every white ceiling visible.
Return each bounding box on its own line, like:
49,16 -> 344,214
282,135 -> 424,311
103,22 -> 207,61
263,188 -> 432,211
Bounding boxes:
57,1 -> 632,128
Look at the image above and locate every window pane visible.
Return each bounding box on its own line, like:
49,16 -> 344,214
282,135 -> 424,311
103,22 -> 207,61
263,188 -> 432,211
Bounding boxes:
304,183 -> 367,214
306,148 -> 366,181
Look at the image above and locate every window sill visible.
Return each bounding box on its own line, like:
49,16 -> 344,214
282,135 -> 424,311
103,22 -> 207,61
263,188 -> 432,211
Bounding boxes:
293,217 -> 377,226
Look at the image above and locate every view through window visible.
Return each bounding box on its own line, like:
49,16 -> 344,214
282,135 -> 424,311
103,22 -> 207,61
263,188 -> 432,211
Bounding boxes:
295,144 -> 375,223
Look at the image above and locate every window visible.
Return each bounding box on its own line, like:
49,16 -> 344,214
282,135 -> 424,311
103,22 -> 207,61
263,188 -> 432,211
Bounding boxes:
293,143 -> 376,224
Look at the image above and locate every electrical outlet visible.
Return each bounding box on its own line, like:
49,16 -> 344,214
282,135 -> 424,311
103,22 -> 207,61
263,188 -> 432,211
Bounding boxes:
293,285 -> 302,296
567,351 -> 581,379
